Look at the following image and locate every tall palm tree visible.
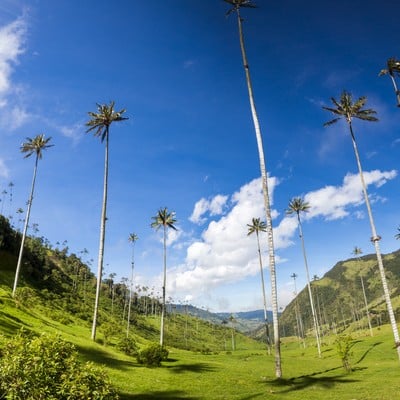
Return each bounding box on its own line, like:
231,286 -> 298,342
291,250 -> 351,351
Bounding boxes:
224,0 -> 281,378
127,233 -> 138,337
247,217 -> 271,354
352,246 -> 373,336
151,207 -> 177,347
290,273 -> 305,347
395,227 -> 400,240
86,101 -> 128,341
12,134 -> 53,297
379,57 -> 400,107
323,91 -> 400,359
286,197 -> 322,357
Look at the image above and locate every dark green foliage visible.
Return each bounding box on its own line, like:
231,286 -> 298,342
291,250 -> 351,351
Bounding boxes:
0,331 -> 118,399
280,250 -> 400,337
335,334 -> 355,372
116,336 -> 138,356
136,343 -> 169,367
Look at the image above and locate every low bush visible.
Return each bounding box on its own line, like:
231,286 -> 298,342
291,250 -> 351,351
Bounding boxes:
117,336 -> 138,356
136,343 -> 169,367
0,331 -> 118,399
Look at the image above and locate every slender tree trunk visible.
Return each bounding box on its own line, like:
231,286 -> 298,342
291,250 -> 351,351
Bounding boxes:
127,245 -> 135,338
360,275 -> 373,336
13,156 -> 39,297
348,122 -> 400,359
389,74 -> 400,107
235,8 -> 281,378
255,231 -> 271,354
91,128 -> 109,341
160,224 -> 167,346
297,215 -> 322,357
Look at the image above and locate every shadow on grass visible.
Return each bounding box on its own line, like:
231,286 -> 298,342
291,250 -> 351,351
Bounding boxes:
166,362 -> 217,374
76,344 -> 137,371
355,341 -> 382,364
265,365 -> 361,394
118,390 -> 200,399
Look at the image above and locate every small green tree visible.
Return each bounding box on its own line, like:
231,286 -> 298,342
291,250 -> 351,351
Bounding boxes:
0,331 -> 118,399
136,343 -> 169,367
335,334 -> 355,372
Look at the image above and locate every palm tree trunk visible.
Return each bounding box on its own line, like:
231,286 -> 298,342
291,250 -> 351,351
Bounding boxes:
256,231 -> 271,355
349,122 -> 400,359
360,275 -> 373,336
91,128 -> 109,341
297,215 -> 322,357
236,8 -> 281,378
160,224 -> 167,346
127,246 -> 135,338
13,156 -> 38,297
389,73 -> 400,107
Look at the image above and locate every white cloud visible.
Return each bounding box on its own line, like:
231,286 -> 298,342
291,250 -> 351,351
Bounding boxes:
189,194 -> 228,224
166,169 -> 397,307
0,16 -> 26,98
172,177 -> 279,294
0,158 -> 9,178
304,170 -> 397,221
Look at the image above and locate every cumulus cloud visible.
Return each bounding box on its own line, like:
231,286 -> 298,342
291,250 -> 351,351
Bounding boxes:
0,158 -> 9,178
0,16 -> 26,99
189,194 -> 228,224
171,177 -> 279,293
166,169 -> 397,306
303,170 -> 397,221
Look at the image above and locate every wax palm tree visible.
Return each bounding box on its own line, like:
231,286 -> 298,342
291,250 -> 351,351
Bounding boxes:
323,91 -> 400,358
86,101 -> 128,340
352,246 -> 373,336
127,233 -> 138,337
151,207 -> 177,346
395,227 -> 400,240
247,217 -> 271,354
12,134 -> 53,297
379,57 -> 400,107
290,273 -> 305,347
224,0 -> 281,377
286,197 -> 321,357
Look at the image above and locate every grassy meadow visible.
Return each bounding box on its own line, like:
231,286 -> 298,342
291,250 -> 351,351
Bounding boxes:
0,286 -> 399,400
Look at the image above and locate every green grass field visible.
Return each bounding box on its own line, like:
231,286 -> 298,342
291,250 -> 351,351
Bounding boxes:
1,287 -> 399,399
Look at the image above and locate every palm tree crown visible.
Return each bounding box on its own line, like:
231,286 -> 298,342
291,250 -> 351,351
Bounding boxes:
322,91 -> 378,126
395,227 -> 400,240
151,208 -> 178,231
21,134 -> 53,159
352,246 -> 363,257
86,101 -> 128,141
379,57 -> 400,107
128,233 -> 139,243
286,197 -> 310,217
247,217 -> 266,236
224,0 -> 257,15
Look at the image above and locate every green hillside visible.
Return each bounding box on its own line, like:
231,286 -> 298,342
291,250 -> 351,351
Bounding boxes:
279,249 -> 400,338
2,214 -> 400,399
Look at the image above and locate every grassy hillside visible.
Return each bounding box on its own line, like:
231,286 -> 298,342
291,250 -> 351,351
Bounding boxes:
2,214 -> 400,398
279,249 -> 400,338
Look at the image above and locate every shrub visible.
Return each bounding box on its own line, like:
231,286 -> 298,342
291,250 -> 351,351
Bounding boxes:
137,343 -> 169,367
335,334 -> 354,372
117,336 -> 138,356
0,331 -> 118,399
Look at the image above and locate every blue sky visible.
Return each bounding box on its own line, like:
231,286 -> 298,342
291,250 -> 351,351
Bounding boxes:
0,0 -> 399,312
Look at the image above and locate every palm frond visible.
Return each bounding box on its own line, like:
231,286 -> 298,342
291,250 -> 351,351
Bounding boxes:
323,118 -> 341,127
86,101 -> 128,142
21,134 -> 53,159
286,197 -> 310,215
